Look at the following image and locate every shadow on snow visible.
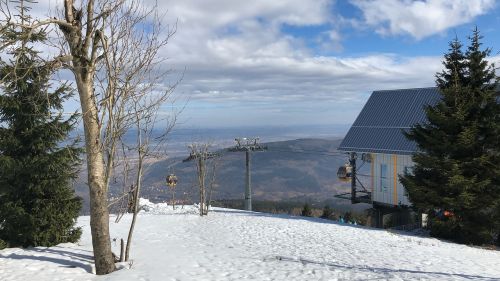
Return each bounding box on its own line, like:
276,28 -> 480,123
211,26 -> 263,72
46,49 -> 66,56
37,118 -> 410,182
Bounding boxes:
264,255 -> 500,280
2,246 -> 94,273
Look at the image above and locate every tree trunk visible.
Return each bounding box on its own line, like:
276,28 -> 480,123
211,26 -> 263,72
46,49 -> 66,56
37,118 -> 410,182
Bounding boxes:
125,132 -> 144,261
75,74 -> 116,274
198,156 -> 205,216
120,239 -> 125,262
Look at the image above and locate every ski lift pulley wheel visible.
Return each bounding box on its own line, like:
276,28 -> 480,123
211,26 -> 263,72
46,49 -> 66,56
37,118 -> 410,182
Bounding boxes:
166,174 -> 178,188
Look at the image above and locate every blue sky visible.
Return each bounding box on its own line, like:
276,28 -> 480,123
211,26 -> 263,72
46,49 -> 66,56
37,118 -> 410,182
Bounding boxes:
39,0 -> 500,129
282,1 -> 500,57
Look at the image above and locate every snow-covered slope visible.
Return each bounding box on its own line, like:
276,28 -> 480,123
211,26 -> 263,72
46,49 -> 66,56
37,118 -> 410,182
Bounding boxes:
1,200 -> 499,281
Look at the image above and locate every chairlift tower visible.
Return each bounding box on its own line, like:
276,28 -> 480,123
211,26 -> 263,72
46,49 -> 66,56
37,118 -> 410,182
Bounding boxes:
349,152 -> 357,204
335,152 -> 371,204
228,137 -> 267,211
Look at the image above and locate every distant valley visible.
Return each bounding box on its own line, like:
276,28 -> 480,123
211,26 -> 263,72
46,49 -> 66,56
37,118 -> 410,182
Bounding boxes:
144,138 -> 346,199
74,135 -> 372,214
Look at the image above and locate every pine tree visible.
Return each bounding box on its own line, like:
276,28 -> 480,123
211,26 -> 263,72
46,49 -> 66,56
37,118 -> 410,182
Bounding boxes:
301,203 -> 313,217
401,28 -> 500,245
461,28 -> 500,245
0,3 -> 82,248
320,205 -> 333,219
436,36 -> 467,88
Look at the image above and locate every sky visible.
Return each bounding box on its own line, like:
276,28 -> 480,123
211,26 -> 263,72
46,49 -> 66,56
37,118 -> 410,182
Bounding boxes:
34,0 -> 500,128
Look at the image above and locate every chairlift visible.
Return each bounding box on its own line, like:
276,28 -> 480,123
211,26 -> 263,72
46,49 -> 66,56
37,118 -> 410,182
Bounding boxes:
166,174 -> 178,188
337,163 -> 353,182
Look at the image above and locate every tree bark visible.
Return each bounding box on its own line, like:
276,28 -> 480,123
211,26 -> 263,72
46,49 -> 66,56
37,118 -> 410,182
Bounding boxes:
57,0 -> 117,274
74,74 -> 116,274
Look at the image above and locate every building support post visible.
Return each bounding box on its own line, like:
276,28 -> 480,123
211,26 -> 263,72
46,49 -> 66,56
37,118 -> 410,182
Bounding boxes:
376,209 -> 384,228
350,152 -> 357,204
244,150 -> 251,211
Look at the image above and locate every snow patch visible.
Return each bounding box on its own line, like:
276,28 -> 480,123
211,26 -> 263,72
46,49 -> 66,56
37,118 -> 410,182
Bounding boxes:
1,200 -> 500,280
139,198 -> 199,215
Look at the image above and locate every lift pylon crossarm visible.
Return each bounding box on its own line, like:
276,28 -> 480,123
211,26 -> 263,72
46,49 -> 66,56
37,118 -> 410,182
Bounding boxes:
229,137 -> 267,152
182,151 -> 220,162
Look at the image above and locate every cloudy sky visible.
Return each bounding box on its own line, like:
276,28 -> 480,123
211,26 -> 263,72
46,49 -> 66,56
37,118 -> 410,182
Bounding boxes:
40,0 -> 500,128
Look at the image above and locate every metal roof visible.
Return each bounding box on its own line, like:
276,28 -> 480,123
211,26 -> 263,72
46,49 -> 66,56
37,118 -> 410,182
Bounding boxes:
338,87 -> 442,155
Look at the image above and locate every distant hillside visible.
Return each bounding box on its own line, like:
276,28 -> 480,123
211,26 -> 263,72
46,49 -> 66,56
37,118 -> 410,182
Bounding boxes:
75,138 -> 372,214
142,138 -> 370,207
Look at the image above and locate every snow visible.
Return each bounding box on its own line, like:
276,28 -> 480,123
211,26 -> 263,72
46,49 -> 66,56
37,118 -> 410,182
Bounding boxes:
1,199 -> 499,280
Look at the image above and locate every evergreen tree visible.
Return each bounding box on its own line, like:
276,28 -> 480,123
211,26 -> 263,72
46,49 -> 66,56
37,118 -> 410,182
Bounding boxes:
301,203 -> 313,217
0,4 -> 82,247
436,36 -> 467,88
401,28 -> 500,245
343,211 -> 352,223
320,205 -> 333,219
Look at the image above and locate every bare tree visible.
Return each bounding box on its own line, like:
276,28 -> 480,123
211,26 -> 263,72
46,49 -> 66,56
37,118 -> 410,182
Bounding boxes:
206,154 -> 220,213
186,144 -> 219,216
123,93 -> 175,262
89,0 -> 178,263
1,0 -> 177,274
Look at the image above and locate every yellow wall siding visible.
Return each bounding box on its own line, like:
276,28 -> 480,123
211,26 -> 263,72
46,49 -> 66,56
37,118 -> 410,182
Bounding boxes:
371,154 -> 375,194
371,153 -> 412,206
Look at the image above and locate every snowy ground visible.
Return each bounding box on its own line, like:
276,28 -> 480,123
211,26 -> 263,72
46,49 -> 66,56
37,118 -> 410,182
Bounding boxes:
1,199 -> 500,281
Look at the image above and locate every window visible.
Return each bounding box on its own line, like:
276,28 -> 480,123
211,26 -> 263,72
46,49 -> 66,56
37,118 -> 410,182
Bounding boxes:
404,166 -> 414,175
380,163 -> 388,192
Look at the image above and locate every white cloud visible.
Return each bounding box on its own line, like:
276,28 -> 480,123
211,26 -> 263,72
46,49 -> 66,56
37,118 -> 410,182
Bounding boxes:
350,0 -> 496,39
152,0 -> 441,102
9,0 -> 483,126
137,0 -> 451,125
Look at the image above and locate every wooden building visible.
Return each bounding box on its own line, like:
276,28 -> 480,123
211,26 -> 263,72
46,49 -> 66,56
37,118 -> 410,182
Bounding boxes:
337,87 -> 442,226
